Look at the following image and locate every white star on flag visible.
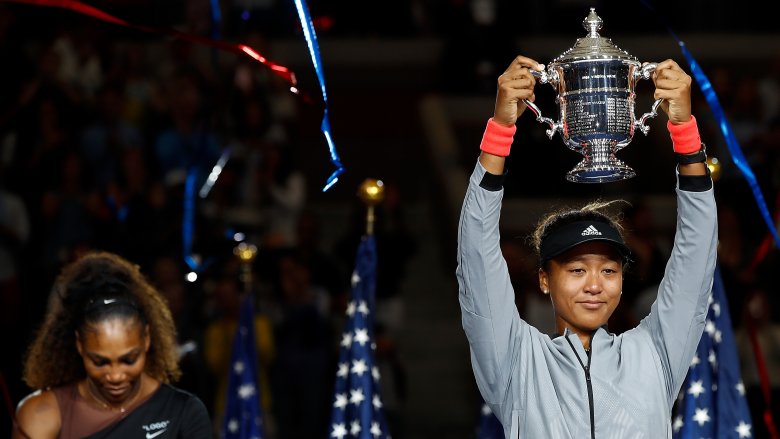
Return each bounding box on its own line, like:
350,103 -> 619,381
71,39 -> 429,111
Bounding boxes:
350,420 -> 362,436
331,423 -> 347,439
237,383 -> 256,400
334,393 -> 348,410
370,422 -> 382,437
341,332 -> 353,348
346,301 -> 356,317
351,359 -> 369,376
672,415 -> 684,433
708,349 -> 718,368
233,361 -> 245,374
354,328 -> 370,346
736,381 -> 745,396
372,395 -> 383,409
228,419 -> 239,433
688,380 -> 705,398
735,421 -> 752,438
337,362 -> 349,378
349,388 -> 365,406
690,352 -> 700,367
692,408 -> 711,426
357,300 -> 370,316
351,271 -> 360,286
372,366 -> 381,381
705,320 -> 716,336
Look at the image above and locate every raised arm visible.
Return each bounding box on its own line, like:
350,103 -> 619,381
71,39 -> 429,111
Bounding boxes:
456,56 -> 542,409
640,59 -> 718,402
479,56 -> 543,174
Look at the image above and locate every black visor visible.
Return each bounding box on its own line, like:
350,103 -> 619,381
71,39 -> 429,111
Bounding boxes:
539,220 -> 631,265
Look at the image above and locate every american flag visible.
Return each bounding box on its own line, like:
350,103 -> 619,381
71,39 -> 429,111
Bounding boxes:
329,235 -> 392,439
222,294 -> 265,439
673,265 -> 753,438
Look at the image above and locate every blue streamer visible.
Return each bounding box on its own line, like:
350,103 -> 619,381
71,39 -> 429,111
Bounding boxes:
640,0 -> 780,248
292,0 -> 345,191
209,0 -> 222,40
183,167 -> 199,271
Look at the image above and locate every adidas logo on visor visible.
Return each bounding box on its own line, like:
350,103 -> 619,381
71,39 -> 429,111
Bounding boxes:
581,225 -> 602,236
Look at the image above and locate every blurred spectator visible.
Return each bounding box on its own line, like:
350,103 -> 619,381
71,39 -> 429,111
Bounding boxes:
39,151 -> 102,271
153,71 -> 222,188
271,254 -> 333,439
256,142 -> 306,249
151,255 -> 212,407
50,29 -> 104,100
107,147 -> 176,266
291,210 -> 348,311
107,43 -> 158,130
80,81 -> 144,187
0,172 -> 30,330
0,170 -> 30,426
436,0 -> 516,94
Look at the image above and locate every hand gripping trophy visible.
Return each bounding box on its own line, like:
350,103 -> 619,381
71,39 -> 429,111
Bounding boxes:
525,8 -> 662,183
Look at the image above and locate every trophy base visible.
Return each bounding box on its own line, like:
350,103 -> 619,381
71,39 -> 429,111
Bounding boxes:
566,159 -> 636,183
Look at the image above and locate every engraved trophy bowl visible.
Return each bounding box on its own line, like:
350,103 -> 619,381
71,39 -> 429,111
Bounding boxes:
524,8 -> 662,183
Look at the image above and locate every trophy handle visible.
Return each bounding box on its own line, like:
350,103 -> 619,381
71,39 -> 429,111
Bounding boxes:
633,62 -> 664,136
523,69 -> 563,139
635,98 -> 664,136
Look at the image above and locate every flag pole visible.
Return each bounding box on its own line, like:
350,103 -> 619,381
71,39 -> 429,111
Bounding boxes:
223,241 -> 265,439
358,179 -> 385,236
233,242 -> 258,294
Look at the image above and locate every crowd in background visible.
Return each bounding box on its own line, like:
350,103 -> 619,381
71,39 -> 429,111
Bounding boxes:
0,3 -> 421,438
0,1 -> 779,438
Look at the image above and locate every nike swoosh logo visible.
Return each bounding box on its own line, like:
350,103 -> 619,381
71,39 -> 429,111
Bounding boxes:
146,430 -> 167,439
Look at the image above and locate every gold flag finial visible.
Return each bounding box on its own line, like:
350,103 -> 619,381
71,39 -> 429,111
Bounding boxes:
233,242 -> 258,293
358,179 -> 385,235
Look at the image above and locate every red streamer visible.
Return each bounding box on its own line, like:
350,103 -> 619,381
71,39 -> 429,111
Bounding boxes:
5,0 -> 298,89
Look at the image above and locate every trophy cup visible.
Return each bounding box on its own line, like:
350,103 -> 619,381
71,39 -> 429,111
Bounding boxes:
525,8 -> 662,183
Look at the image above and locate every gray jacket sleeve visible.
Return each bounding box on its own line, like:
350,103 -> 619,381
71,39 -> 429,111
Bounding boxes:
456,161 -> 527,418
640,173 -> 718,404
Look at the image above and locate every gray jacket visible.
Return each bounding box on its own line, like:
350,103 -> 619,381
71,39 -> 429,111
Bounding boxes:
456,161 -> 717,439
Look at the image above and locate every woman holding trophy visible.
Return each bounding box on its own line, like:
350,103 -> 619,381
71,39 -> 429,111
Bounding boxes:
455,53 -> 716,438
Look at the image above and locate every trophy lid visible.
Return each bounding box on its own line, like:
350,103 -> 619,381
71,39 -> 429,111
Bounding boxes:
552,8 -> 637,63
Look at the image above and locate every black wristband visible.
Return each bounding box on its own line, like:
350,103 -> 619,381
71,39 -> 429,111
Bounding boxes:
675,144 -> 707,165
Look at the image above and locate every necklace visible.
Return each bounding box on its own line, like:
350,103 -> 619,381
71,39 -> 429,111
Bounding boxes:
83,376 -> 143,414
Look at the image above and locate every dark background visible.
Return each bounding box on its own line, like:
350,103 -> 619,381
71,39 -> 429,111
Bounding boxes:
1,0 -> 779,438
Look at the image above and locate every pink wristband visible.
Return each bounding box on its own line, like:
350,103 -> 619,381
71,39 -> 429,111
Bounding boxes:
667,116 -> 702,154
479,118 -> 516,157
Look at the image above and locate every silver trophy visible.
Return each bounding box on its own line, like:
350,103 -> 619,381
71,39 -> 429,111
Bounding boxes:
525,8 -> 662,183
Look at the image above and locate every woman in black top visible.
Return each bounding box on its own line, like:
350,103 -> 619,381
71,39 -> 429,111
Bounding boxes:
13,251 -> 212,439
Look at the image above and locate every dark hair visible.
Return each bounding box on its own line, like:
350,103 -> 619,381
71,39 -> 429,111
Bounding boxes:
23,252 -> 181,389
532,200 -> 628,269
